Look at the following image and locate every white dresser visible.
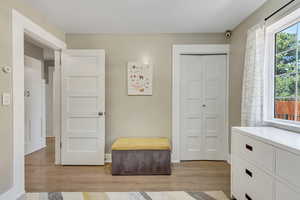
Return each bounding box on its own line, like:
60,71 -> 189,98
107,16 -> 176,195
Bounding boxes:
231,127 -> 300,200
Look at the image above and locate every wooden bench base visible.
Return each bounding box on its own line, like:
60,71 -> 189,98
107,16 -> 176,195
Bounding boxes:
112,150 -> 171,175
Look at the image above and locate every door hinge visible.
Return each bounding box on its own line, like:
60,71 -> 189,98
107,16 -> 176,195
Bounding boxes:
60,142 -> 62,148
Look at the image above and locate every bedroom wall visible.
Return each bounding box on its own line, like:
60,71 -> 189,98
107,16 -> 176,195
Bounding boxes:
0,0 -> 64,195
24,40 -> 44,62
229,0 -> 296,141
66,33 -> 228,153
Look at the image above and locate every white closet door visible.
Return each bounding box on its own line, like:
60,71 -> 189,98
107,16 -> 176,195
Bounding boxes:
61,49 -> 105,165
24,56 -> 44,155
202,55 -> 226,160
180,55 -> 204,160
180,55 -> 226,161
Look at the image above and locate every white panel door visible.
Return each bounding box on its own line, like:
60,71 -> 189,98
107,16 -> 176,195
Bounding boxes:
180,55 -> 204,160
180,55 -> 226,161
61,49 -> 105,165
24,56 -> 44,155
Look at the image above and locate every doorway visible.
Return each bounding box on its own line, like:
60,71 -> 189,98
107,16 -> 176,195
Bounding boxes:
24,38 -> 58,192
24,36 -> 55,157
172,45 -> 229,162
10,10 -> 67,198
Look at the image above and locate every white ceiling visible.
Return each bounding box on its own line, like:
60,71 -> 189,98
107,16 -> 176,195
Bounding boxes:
22,0 -> 267,34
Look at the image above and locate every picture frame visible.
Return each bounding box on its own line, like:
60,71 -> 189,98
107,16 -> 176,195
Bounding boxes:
127,62 -> 153,95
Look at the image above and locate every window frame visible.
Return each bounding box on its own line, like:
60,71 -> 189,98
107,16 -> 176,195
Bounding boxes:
264,8 -> 300,129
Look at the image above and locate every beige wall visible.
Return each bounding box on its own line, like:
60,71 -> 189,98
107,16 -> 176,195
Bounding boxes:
229,0 -> 293,136
24,41 -> 44,62
0,0 -> 64,194
66,33 -> 228,153
0,5 -> 13,194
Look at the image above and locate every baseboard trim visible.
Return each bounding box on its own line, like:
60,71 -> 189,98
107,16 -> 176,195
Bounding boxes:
0,188 -> 25,200
25,144 -> 46,156
227,154 -> 231,164
17,193 -> 26,200
105,153 -> 112,163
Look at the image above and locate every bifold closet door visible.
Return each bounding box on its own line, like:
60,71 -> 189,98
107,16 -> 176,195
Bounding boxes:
61,49 -> 105,165
180,54 -> 227,161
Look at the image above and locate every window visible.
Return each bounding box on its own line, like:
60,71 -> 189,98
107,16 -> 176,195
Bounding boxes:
265,8 -> 300,127
274,23 -> 299,122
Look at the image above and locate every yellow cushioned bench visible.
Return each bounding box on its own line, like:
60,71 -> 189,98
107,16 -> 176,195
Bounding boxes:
111,137 -> 171,175
112,137 -> 171,151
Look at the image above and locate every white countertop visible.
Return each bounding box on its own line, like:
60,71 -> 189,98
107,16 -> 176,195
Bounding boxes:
232,127 -> 300,155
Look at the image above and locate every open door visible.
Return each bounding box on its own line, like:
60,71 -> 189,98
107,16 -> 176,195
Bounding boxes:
61,49 -> 105,165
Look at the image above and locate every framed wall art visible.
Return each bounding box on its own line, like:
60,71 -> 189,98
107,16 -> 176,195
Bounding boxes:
127,62 -> 153,95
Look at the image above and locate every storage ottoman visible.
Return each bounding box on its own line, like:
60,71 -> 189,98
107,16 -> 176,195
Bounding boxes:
111,138 -> 171,175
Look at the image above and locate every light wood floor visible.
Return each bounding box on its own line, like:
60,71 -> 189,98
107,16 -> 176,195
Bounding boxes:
25,138 -> 231,196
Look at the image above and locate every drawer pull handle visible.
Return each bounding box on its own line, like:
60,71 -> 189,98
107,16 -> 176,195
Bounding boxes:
245,144 -> 253,151
245,169 -> 253,177
245,193 -> 252,200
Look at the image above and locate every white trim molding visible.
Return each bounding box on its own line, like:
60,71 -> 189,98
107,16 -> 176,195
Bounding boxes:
2,10 -> 66,200
264,7 -> 300,130
53,50 -> 62,165
105,153 -> 112,163
227,154 -> 231,164
0,188 -> 24,200
172,44 -> 230,162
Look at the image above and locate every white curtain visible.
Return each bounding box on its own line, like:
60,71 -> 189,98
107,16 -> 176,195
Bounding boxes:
241,24 -> 265,126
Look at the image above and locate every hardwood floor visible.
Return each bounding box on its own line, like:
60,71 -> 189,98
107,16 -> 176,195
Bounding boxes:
25,138 -> 231,196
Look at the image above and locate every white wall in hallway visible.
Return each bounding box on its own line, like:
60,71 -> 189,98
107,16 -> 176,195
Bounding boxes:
46,66 -> 54,137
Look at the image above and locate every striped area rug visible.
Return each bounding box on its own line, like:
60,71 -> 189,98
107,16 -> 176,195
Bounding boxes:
25,191 -> 229,200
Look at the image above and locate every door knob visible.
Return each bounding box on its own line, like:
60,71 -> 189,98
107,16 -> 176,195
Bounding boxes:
202,104 -> 206,107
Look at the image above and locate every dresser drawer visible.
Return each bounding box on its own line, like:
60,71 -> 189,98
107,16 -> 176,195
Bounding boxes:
232,131 -> 275,172
232,156 -> 274,200
276,181 -> 300,200
231,164 -> 244,200
276,149 -> 300,188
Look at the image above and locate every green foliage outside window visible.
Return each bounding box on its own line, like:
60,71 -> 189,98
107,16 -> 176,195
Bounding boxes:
275,23 -> 299,99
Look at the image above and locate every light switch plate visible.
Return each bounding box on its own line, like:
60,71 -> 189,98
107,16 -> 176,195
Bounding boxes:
2,93 -> 11,106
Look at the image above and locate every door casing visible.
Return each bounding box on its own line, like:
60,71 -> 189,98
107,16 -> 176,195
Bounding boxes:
172,44 -> 230,163
10,10 -> 66,199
